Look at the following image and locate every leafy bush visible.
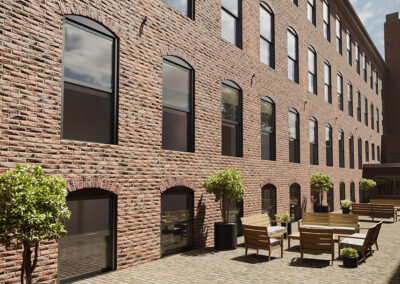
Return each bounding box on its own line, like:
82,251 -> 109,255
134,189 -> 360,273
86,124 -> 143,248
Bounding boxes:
310,172 -> 333,206
340,200 -> 353,208
275,211 -> 291,222
342,247 -> 359,258
359,178 -> 376,191
202,168 -> 244,223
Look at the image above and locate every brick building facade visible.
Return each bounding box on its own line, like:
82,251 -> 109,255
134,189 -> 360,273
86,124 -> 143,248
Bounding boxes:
0,0 -> 390,282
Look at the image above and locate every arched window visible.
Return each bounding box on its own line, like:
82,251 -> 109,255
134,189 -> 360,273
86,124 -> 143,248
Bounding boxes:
260,3 -> 275,68
289,108 -> 300,163
309,117 -> 318,165
372,143 -> 375,160
59,188 -> 117,282
161,187 -> 194,255
323,0 -> 330,41
62,15 -> 118,144
262,184 -> 277,219
340,182 -> 346,201
324,61 -> 332,103
290,184 -> 301,220
338,129 -> 345,168
222,80 -> 242,157
358,138 -> 363,169
325,124 -> 333,166
349,134 -> 354,169
162,56 -> 194,152
365,141 -> 369,162
356,90 -> 361,121
364,96 -> 368,126
261,97 -> 276,160
337,72 -> 343,110
221,0 -> 242,47
308,46 -> 317,94
350,182 -> 356,202
163,0 -> 193,18
307,0 -> 316,26
348,82 -> 353,117
287,27 -> 299,83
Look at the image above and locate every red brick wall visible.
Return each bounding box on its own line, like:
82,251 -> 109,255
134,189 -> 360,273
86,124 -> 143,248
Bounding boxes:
0,0 -> 384,282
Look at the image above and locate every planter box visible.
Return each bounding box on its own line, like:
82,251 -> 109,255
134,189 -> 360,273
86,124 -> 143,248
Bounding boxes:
342,207 -> 350,214
214,222 -> 237,250
343,256 -> 358,268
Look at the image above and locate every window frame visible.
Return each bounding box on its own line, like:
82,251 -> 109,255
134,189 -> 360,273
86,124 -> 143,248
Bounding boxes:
358,138 -> 363,169
336,16 -> 342,55
364,96 -> 368,126
356,91 -> 361,122
372,143 -> 375,160
309,117 -> 319,165
324,61 -> 332,104
363,53 -> 367,82
355,42 -> 360,74
349,134 -> 354,169
260,2 -> 275,68
162,0 -> 194,19
340,182 -> 346,201
289,108 -> 300,163
307,0 -> 316,26
308,46 -> 317,94
338,129 -> 345,168
346,30 -> 352,65
221,0 -> 242,48
376,107 -> 380,133
369,62 -> 373,88
325,124 -> 333,167
287,27 -> 299,83
337,72 -> 343,111
375,70 -> 379,95
371,103 -> 374,130
347,82 -> 353,117
365,140 -> 369,162
323,1 -> 330,41
261,96 -> 276,161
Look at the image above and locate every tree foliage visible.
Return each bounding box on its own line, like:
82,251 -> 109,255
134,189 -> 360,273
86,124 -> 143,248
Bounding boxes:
310,172 -> 333,193
359,178 -> 376,191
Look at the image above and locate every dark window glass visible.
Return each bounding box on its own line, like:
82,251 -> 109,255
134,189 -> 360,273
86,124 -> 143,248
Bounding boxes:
376,108 -> 380,133
326,124 -> 333,166
357,91 -> 361,121
163,0 -> 193,18
328,187 -> 334,212
289,109 -> 300,163
339,130 -> 345,168
350,182 -> 356,202
346,31 -> 352,65
293,0 -> 298,5
372,143 -> 375,160
377,146 -> 380,161
365,141 -> 369,162
336,17 -> 342,54
363,53 -> 367,82
355,43 -> 360,74
162,57 -> 193,152
375,70 -> 379,94
261,97 -> 275,160
308,47 -> 317,94
307,0 -> 316,26
369,63 -> 373,89
371,103 -> 374,130
337,73 -> 343,111
262,184 -> 276,219
348,83 -> 353,117
260,3 -> 274,68
364,97 -> 368,126
222,0 -> 241,47
288,28 -> 299,83
290,184 -> 301,221
309,118 -> 318,165
349,134 -> 354,169
340,182 -> 346,201
323,1 -> 330,41
62,18 -> 117,144
358,138 -> 363,169
222,81 -> 242,157
324,62 -> 332,103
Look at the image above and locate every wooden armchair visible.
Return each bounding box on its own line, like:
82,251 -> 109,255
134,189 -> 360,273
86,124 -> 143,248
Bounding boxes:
242,224 -> 284,261
299,228 -> 335,265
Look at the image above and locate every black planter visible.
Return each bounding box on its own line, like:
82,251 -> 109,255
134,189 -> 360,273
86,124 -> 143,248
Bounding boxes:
342,207 -> 350,214
343,256 -> 358,268
214,222 -> 237,250
314,205 -> 329,213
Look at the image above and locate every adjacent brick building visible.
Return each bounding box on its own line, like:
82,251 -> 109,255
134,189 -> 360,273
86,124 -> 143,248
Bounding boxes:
0,0 -> 394,282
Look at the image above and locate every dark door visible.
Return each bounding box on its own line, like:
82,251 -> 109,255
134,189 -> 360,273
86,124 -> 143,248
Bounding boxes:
290,184 -> 301,220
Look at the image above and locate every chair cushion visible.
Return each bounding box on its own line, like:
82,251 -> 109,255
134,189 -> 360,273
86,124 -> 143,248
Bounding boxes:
351,233 -> 366,238
268,226 -> 286,235
301,225 -> 331,230
340,237 -> 364,249
331,226 -> 356,233
269,238 -> 281,246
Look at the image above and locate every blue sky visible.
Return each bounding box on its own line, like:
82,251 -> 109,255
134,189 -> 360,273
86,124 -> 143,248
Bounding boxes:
349,0 -> 400,58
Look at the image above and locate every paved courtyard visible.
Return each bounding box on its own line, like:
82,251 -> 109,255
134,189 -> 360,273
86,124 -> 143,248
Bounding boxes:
73,219 -> 400,284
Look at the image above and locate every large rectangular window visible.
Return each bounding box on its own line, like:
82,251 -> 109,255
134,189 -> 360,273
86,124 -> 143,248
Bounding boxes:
62,17 -> 118,145
261,97 -> 275,160
336,17 -> 342,54
376,108 -> 380,133
338,130 -> 345,168
260,3 -> 274,68
308,47 -> 317,94
289,109 -> 300,163
163,0 -> 193,18
288,28 -> 299,83
324,62 -> 332,103
323,1 -> 330,41
363,53 -> 367,82
364,97 -> 368,126
348,83 -> 353,117
365,141 -> 369,162
355,43 -> 360,74
369,62 -> 373,88
307,0 -> 316,26
357,91 -> 361,122
358,138 -> 363,169
346,31 -> 352,65
375,70 -> 379,95
221,0 -> 241,47
372,143 -> 375,160
349,135 -> 354,169
310,118 -> 318,165
337,73 -> 343,111
326,125 -> 333,167
371,103 -> 374,130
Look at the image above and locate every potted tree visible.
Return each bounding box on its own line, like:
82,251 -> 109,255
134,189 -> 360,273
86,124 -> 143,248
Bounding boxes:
342,248 -> 359,268
274,211 -> 292,237
341,200 -> 353,214
359,178 -> 376,203
202,167 -> 244,250
310,172 -> 333,213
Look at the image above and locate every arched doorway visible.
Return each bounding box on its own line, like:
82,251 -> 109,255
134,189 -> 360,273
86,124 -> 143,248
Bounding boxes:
161,186 -> 194,256
262,184 -> 277,219
290,184 -> 301,221
58,188 -> 117,283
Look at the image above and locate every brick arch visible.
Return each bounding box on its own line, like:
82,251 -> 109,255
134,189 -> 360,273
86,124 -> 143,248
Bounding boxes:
289,180 -> 301,187
159,46 -> 197,69
218,74 -> 247,91
160,177 -> 196,194
260,178 -> 278,188
66,177 -> 121,195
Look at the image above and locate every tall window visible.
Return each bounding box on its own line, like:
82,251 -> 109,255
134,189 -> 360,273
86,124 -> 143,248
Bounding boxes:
222,80 -> 242,157
363,53 -> 367,82
324,61 -> 332,103
380,78 -> 383,98
308,46 -> 317,94
338,129 -> 345,168
288,27 -> 299,83
365,141 -> 369,162
221,0 -> 241,47
369,62 -> 373,88
62,16 -> 118,144
349,134 -> 354,169
377,146 -> 380,161
356,91 -> 361,121
336,16 -> 342,54
326,124 -> 333,167
261,97 -> 275,160
364,96 -> 368,126
310,117 -> 318,165
376,108 -> 380,133
372,143 -> 375,160
260,3 -> 274,68
358,138 -> 363,169
346,30 -> 352,65
375,70 -> 378,94
162,56 -> 194,152
293,0 -> 298,5
340,182 -> 346,201
337,73 -> 343,111
355,43 -> 360,74
261,184 -> 276,219
348,82 -> 353,117
163,0 -> 193,18
307,0 -> 316,26
289,108 -> 300,163
323,1 -> 330,41
371,103 -> 374,130
350,182 -> 356,202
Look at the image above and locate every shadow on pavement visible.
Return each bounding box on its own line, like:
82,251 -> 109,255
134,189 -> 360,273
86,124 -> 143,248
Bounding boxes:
289,257 -> 331,268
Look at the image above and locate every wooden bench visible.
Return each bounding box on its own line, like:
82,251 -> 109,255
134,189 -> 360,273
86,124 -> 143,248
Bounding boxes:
298,212 -> 359,234
299,228 -> 335,265
351,203 -> 397,222
241,213 -> 288,237
370,199 -> 400,217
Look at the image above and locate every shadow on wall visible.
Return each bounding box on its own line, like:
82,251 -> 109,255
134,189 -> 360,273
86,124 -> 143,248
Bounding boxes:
194,194 -> 208,248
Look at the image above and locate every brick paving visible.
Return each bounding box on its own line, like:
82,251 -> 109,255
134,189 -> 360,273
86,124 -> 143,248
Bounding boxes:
73,219 -> 400,284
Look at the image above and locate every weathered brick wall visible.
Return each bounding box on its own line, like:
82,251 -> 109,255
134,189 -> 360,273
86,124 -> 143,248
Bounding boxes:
0,0 -> 384,282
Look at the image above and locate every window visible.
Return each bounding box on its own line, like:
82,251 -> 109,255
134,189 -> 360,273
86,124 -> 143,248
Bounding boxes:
358,138 -> 363,169
260,3 -> 275,68
348,82 -> 353,117
162,56 -> 194,152
355,43 -> 360,74
326,124 -> 333,166
221,0 -> 241,47
338,129 -> 345,168
293,0 -> 298,5
163,0 -> 193,18
287,27 -> 299,83
261,184 -> 276,219
62,16 -> 118,144
324,61 -> 332,103
364,97 -> 368,126
376,108 -> 379,133
372,143 -> 375,160
377,145 -> 380,161
310,117 -> 318,165
261,97 -> 275,160
308,46 -> 317,94
369,62 -> 373,88
289,108 -> 300,163
323,1 -> 330,41
336,17 -> 342,54
350,182 -> 356,202
365,141 -> 369,162
356,91 -> 361,121
340,182 -> 346,201
307,0 -> 316,26
337,73 -> 343,111
346,31 -> 352,65
290,184 -> 301,220
371,103 -> 374,130
363,53 -> 367,82
375,70 -> 378,94
380,78 -> 383,98
349,134 -> 354,169
222,80 -> 242,157
382,112 -> 384,127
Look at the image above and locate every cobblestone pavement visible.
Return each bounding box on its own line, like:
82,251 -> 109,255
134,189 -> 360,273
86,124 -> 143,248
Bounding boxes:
73,219 -> 400,284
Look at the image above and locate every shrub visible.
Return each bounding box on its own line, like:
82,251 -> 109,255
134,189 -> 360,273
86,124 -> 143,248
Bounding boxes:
342,247 -> 359,258
275,211 -> 291,222
340,200 -> 353,208
310,172 -> 333,206
359,178 -> 376,191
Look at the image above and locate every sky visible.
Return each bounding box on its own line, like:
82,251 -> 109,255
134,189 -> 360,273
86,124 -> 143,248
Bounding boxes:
349,0 -> 400,59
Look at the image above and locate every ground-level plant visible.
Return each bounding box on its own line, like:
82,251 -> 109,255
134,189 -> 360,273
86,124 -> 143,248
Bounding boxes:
340,200 -> 353,208
310,172 -> 333,207
0,164 -> 71,284
274,211 -> 291,222
342,247 -> 359,268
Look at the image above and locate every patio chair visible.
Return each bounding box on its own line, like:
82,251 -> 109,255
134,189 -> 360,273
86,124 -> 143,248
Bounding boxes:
299,228 -> 335,265
242,224 -> 284,261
